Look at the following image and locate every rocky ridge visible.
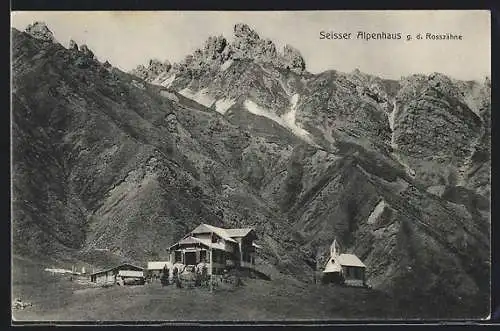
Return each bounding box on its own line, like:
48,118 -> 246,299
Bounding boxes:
25,21 -> 55,43
131,23 -> 307,84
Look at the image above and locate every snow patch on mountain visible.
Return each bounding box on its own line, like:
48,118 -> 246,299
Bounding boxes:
388,100 -> 416,177
290,93 -> 299,109
220,59 -> 234,72
389,100 -> 397,132
160,74 -> 176,88
243,98 -> 315,144
244,99 -> 278,121
150,72 -> 169,85
179,88 -> 215,108
215,98 -> 236,114
389,100 -> 400,153
367,200 -> 387,224
392,153 -> 417,178
177,87 -> 234,114
131,80 -> 145,90
282,94 -> 312,139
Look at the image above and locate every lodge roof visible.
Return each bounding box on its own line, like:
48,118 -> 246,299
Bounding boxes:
170,224 -> 258,251
178,236 -> 203,245
169,235 -> 234,252
190,224 -> 238,243
225,228 -> 254,238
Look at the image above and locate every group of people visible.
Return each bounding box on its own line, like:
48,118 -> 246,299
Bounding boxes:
146,263 -> 210,288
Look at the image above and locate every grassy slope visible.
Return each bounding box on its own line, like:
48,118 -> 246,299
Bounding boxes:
12,271 -> 398,322
12,256 -> 483,321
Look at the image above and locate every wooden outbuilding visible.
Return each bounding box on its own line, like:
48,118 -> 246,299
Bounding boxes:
89,263 -> 144,286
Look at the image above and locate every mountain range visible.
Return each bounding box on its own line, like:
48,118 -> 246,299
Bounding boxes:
11,21 -> 491,317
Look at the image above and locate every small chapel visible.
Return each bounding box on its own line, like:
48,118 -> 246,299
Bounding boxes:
322,239 -> 367,287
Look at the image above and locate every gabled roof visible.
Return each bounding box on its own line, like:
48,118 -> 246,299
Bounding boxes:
337,254 -> 366,268
323,253 -> 366,273
90,263 -> 144,276
225,228 -> 255,238
169,236 -> 232,252
190,224 -> 237,243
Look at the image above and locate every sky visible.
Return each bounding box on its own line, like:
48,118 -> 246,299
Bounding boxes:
11,11 -> 491,81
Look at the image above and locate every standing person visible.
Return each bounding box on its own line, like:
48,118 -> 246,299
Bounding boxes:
201,265 -> 208,287
161,265 -> 169,286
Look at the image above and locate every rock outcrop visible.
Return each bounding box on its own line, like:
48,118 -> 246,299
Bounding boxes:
79,44 -> 95,59
392,73 -> 485,189
131,23 -> 306,84
202,35 -> 229,63
131,59 -> 171,81
282,44 -> 306,73
25,21 -> 55,43
69,39 -> 79,51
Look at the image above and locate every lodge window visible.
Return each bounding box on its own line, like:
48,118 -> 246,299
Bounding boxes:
200,250 -> 207,262
212,250 -> 220,263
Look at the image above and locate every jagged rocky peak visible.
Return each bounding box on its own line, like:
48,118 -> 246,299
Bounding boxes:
204,35 -> 228,59
132,58 -> 172,80
484,76 -> 491,88
282,44 -> 306,73
69,39 -> 79,51
428,71 -> 455,86
25,21 -> 55,43
79,44 -> 95,59
231,23 -> 278,64
73,44 -> 97,69
230,23 -> 306,73
149,58 -> 172,72
233,23 -> 306,72
234,23 -> 260,40
129,22 -> 308,83
171,36 -> 229,71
